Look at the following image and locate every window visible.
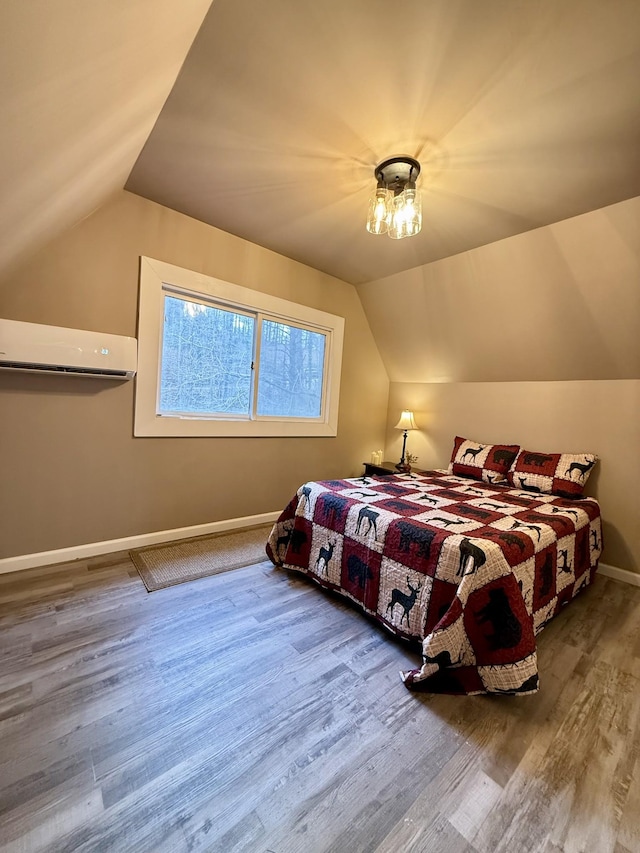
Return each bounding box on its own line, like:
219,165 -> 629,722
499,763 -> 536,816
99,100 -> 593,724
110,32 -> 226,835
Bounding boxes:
134,257 -> 344,437
257,320 -> 326,418
159,295 -> 255,418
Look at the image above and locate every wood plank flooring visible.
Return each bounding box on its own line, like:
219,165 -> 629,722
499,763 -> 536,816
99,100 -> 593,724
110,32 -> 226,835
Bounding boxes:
0,551 -> 638,853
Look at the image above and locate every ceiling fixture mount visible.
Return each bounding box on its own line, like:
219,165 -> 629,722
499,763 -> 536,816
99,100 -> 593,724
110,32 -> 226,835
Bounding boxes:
366,156 -> 422,240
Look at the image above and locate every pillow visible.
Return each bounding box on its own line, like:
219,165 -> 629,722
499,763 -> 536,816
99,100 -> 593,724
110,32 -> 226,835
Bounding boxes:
447,436 -> 520,484
506,449 -> 598,497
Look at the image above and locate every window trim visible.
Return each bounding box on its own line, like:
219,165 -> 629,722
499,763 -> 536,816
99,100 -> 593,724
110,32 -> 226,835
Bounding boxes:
134,257 -> 344,437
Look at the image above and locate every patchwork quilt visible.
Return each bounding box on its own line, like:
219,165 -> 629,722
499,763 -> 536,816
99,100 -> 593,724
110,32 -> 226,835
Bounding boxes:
266,470 -> 602,695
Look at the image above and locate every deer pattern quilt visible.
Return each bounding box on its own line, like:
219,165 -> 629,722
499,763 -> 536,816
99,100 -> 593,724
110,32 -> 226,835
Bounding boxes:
266,470 -> 602,695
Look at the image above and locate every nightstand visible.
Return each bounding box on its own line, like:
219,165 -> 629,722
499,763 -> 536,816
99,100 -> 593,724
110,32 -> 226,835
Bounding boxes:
362,460 -> 400,477
362,461 -> 426,477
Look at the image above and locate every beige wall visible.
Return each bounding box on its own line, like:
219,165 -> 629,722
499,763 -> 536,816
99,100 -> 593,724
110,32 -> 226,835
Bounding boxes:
2,188 -> 638,572
358,198 -> 640,574
0,191 -> 389,559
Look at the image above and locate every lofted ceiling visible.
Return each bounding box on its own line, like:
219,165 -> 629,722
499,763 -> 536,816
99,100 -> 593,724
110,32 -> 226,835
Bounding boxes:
127,0 -> 640,284
1,0 -> 639,286
0,0 -> 212,279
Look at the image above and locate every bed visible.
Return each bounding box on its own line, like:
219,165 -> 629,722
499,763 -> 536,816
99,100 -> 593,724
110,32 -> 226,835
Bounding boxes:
266,468 -> 602,695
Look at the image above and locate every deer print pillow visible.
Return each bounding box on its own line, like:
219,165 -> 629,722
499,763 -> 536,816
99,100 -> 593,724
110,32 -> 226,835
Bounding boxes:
506,449 -> 598,497
447,436 -> 520,483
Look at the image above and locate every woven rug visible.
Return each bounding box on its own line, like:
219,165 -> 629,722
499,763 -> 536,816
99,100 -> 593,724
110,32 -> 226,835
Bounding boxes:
130,523 -> 272,592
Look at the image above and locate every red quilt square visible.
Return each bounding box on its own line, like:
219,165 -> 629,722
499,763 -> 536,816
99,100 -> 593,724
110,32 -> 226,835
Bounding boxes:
533,544 -> 557,610
474,527 -> 536,563
375,498 -> 423,516
455,505 -> 503,525
574,526 -> 590,578
374,482 -> 416,498
516,450 -> 560,477
465,576 -> 533,666
431,488 -> 469,502
340,540 -> 381,611
519,509 -> 574,538
421,578 -> 458,634
384,519 -> 446,575
282,518 -> 314,569
314,492 -> 351,528
550,477 -> 582,498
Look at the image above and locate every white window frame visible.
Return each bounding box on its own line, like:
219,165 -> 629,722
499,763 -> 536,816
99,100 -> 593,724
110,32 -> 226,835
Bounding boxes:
134,257 -> 344,437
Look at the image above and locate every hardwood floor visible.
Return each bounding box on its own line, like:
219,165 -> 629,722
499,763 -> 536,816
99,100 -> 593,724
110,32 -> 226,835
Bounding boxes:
0,551 -> 638,853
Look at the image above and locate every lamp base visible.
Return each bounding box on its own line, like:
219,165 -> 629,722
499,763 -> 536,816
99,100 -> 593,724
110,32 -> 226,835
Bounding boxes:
396,429 -> 409,472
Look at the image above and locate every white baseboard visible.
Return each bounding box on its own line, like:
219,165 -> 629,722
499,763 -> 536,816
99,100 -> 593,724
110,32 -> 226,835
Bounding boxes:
0,512 -> 281,576
597,562 -> 640,588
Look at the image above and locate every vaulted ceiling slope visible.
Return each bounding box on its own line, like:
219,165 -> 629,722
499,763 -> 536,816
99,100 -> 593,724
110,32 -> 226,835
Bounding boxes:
0,0 -> 213,279
127,0 -> 640,284
357,196 -> 640,383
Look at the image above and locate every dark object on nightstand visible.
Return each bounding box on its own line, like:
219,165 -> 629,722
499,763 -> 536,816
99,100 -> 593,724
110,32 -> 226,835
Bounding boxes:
363,460 -> 396,477
363,460 -> 424,477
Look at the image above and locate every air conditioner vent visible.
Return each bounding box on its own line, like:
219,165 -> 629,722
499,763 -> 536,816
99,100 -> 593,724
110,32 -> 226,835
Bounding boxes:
0,319 -> 137,379
0,361 -> 130,377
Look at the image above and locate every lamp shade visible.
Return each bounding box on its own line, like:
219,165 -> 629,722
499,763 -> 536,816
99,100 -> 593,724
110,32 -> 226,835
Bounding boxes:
366,183 -> 390,235
388,183 -> 422,240
394,410 -> 418,431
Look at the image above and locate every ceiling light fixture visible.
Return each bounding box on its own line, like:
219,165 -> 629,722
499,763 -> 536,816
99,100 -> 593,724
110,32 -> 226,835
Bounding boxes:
366,156 -> 422,240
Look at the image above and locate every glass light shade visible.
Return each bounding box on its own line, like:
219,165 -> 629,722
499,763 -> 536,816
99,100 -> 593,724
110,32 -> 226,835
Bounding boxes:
366,185 -> 390,234
387,190 -> 407,239
402,184 -> 422,237
367,157 -> 422,240
388,184 -> 422,240
394,410 -> 418,431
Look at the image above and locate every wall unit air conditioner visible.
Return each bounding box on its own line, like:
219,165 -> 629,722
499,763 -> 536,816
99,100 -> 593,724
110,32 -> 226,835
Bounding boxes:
0,318 -> 137,379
